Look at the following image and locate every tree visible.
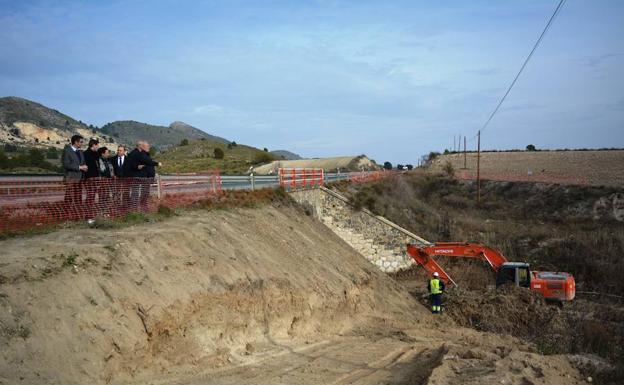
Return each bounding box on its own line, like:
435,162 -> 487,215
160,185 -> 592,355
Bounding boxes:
406,164 -> 413,170
180,139 -> 189,146
526,144 -> 537,151
383,161 -> 393,170
149,146 -> 158,157
396,164 -> 404,170
263,147 -> 269,152
213,147 -> 224,159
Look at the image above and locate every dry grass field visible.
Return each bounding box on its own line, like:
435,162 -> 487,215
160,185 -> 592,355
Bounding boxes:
429,150 -> 624,188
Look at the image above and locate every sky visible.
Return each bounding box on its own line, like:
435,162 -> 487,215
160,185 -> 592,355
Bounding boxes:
0,0 -> 623,164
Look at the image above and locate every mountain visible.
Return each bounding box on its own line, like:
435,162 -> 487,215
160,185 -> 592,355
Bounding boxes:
0,96 -> 118,150
158,139 -> 276,175
270,150 -> 302,160
169,121 -> 229,144
99,120 -> 228,150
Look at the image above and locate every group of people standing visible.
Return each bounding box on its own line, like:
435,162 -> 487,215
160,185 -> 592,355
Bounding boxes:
61,134 -> 162,219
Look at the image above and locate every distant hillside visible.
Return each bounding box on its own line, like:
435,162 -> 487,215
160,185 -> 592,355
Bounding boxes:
253,155 -> 380,175
271,150 -> 302,160
158,139 -> 276,174
99,120 -> 224,150
0,96 -> 118,150
169,121 -> 229,144
429,149 -> 624,188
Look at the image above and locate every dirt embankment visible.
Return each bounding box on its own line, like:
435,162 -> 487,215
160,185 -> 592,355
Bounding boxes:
0,204 -> 587,385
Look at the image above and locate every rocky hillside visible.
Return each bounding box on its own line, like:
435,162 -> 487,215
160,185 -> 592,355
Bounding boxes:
0,96 -> 118,150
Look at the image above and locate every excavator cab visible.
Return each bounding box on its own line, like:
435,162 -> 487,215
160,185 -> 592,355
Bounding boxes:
496,262 -> 531,288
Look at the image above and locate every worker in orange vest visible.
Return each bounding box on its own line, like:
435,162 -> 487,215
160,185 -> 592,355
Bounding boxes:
428,272 -> 445,314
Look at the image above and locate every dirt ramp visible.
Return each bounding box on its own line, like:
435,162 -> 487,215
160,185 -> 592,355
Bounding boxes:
0,205 -> 424,384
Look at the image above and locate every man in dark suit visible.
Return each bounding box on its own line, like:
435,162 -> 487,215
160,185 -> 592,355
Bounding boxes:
110,145 -> 130,210
127,141 -> 162,210
61,134 -> 87,218
110,145 -> 128,177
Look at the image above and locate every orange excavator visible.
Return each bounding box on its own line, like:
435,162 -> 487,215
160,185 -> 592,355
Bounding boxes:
406,242 -> 575,301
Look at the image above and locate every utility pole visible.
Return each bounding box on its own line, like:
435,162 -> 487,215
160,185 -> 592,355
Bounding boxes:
463,135 -> 467,169
477,130 -> 481,207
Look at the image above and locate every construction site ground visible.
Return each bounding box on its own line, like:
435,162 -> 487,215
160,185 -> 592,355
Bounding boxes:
0,203 -> 591,385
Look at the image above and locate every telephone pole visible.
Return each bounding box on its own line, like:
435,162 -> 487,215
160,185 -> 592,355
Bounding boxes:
477,130 -> 481,207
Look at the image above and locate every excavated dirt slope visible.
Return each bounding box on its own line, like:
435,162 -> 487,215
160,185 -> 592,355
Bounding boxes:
0,205 -> 587,384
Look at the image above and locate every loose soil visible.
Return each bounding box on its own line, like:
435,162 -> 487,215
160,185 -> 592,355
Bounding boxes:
0,205 -> 587,384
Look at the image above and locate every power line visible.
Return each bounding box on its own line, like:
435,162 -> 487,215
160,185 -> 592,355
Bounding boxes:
478,0 -> 567,134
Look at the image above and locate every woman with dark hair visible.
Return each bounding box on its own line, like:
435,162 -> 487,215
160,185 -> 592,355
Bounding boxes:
97,147 -> 114,178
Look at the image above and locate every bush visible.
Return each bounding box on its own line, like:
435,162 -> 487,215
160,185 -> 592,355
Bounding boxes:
526,144 -> 537,151
383,161 -> 392,170
427,151 -> 440,162
180,139 -> 189,146
442,161 -> 455,177
213,147 -> 224,159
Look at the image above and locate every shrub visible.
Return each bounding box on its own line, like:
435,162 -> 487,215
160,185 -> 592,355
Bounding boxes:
180,139 -> 189,146
213,147 -> 224,159
526,144 -> 537,151
442,161 -> 455,177
427,151 -> 440,162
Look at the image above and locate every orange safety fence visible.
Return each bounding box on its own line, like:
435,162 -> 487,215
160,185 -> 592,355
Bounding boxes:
278,168 -> 324,190
0,172 -> 222,234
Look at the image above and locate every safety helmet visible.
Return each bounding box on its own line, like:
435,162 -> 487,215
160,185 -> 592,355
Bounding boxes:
433,272 -> 439,277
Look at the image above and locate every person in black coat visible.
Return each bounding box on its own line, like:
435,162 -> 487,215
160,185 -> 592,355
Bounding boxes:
127,141 -> 162,209
110,145 -> 130,209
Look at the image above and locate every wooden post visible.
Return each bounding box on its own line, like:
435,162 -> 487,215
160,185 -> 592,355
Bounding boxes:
477,130 -> 481,207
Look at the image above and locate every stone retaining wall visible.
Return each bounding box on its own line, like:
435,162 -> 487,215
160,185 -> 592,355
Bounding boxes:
290,188 -> 427,273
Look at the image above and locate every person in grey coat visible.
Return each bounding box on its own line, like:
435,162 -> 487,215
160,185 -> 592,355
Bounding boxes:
62,135 -> 87,215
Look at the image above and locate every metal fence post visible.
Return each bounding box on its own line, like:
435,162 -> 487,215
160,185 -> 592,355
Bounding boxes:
250,172 -> 255,190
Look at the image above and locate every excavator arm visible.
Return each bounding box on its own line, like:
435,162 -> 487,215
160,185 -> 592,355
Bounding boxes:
406,242 -> 509,287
